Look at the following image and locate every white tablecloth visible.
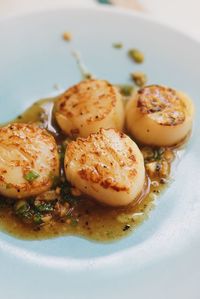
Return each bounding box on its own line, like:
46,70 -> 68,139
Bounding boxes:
0,0 -> 200,42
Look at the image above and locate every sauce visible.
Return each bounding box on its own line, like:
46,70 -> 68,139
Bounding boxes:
0,96 -> 177,242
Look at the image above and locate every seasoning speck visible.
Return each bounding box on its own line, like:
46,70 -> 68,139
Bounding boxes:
119,84 -> 134,97
62,32 -> 72,41
113,42 -> 123,49
128,49 -> 144,63
84,73 -> 93,80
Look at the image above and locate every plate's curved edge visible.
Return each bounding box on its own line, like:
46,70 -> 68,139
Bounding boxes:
0,6 -> 200,278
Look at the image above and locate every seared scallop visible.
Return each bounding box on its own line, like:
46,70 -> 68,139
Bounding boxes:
55,79 -> 124,137
65,128 -> 145,207
0,123 -> 59,199
126,85 -> 194,146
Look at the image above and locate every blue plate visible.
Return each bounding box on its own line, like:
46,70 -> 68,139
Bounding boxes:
0,6 -> 200,299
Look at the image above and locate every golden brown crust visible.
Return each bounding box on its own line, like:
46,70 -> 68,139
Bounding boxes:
56,79 -> 117,123
66,128 -> 138,193
137,85 -> 186,126
0,123 -> 59,197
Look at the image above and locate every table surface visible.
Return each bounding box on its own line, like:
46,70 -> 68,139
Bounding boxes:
0,0 -> 200,41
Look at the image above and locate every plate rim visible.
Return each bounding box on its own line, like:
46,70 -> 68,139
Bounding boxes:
0,5 -> 199,276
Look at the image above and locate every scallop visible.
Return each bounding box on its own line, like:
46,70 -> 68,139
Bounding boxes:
55,79 -> 124,137
0,123 -> 59,199
65,128 -> 145,207
126,85 -> 194,146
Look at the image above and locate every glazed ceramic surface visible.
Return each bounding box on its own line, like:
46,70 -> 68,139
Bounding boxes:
0,6 -> 200,299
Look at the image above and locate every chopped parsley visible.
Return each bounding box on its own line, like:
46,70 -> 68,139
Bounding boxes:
24,171 -> 40,182
33,213 -> 43,225
15,201 -> 32,221
60,181 -> 78,204
35,202 -> 54,213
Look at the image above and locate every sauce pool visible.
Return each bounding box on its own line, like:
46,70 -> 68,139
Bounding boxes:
0,96 -> 180,242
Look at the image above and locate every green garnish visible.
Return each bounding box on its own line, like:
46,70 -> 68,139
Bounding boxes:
35,202 -> 54,213
128,49 -> 144,63
154,148 -> 165,161
15,200 -> 27,211
119,84 -> 134,97
113,43 -> 123,49
33,213 -> 43,225
60,181 -> 78,204
131,71 -> 147,87
24,171 -> 40,182
15,200 -> 32,220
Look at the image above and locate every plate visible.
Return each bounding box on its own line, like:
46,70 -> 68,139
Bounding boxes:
0,6 -> 200,299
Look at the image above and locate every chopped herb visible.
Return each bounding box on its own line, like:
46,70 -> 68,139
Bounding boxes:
60,181 -> 79,204
113,42 -> 123,49
33,213 -> 43,225
119,84 -> 134,97
15,200 -> 29,212
131,71 -> 147,87
24,171 -> 40,182
128,49 -> 144,63
35,202 -> 54,213
143,147 -> 164,163
15,201 -> 32,220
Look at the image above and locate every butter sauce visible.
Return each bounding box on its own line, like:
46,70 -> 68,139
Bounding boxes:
0,96 -> 177,242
